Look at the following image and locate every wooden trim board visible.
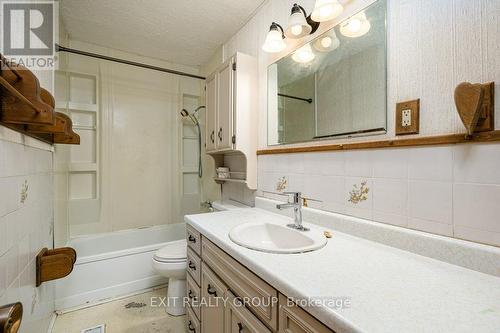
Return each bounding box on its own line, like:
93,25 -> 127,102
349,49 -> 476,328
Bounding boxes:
257,130 -> 500,155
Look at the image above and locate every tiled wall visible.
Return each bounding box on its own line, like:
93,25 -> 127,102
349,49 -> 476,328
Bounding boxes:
257,143 -> 500,247
0,137 -> 55,332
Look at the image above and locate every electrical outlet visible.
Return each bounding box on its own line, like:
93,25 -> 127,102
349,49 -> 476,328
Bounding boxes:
396,99 -> 420,135
402,109 -> 412,127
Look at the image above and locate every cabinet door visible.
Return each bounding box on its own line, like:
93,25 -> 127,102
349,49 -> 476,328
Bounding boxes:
205,73 -> 217,152
216,59 -> 234,151
279,294 -> 334,333
225,291 -> 272,333
201,263 -> 227,333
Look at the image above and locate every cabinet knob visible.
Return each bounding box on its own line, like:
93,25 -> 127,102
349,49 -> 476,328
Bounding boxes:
188,235 -> 196,243
188,261 -> 196,270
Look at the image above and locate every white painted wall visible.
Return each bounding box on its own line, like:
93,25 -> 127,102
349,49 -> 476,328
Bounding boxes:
55,40 -> 206,237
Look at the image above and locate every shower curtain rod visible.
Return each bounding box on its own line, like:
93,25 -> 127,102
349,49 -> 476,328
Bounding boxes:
55,44 -> 206,80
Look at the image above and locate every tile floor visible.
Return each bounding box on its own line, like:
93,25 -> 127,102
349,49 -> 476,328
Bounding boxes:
52,288 -> 187,333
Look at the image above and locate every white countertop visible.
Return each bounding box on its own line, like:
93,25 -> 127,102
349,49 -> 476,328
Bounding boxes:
185,208 -> 500,333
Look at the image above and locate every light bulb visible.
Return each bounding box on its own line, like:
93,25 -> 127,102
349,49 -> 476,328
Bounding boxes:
312,29 -> 340,52
311,0 -> 343,22
321,37 -> 332,48
291,25 -> 303,36
292,44 -> 315,63
340,12 -> 371,38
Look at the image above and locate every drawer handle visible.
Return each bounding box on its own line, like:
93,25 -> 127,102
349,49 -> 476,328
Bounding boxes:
188,235 -> 196,243
188,290 -> 194,299
207,284 -> 217,297
238,323 -> 244,333
188,261 -> 196,270
218,128 -> 223,141
188,320 -> 196,332
210,131 -> 215,143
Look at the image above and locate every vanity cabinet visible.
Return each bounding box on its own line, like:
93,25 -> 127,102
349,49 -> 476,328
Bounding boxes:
204,52 -> 258,189
186,230 -> 335,333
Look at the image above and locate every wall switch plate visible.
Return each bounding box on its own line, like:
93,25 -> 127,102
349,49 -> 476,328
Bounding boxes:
396,99 -> 419,135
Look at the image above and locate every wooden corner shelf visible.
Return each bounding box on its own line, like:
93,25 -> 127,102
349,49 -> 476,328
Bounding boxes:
0,54 -> 80,145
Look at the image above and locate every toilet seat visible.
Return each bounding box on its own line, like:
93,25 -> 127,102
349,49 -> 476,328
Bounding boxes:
153,239 -> 187,263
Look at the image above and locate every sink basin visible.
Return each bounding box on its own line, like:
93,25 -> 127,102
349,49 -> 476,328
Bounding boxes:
229,222 -> 327,254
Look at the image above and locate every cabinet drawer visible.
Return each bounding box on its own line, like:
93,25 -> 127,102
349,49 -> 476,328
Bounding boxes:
187,224 -> 201,255
225,291 -> 272,333
201,263 -> 227,333
187,305 -> 201,333
187,247 -> 201,286
202,236 -> 278,331
279,294 -> 334,333
187,273 -> 201,320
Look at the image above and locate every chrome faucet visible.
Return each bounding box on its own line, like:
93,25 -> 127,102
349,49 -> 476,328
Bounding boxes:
276,192 -> 309,231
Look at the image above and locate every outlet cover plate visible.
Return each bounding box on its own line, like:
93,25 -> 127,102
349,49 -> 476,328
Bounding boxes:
396,99 -> 420,135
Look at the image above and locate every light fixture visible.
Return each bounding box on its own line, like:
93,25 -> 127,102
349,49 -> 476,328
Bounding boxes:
313,29 -> 340,52
262,22 -> 287,53
285,4 -> 313,39
311,0 -> 344,22
340,12 -> 371,38
292,43 -> 315,63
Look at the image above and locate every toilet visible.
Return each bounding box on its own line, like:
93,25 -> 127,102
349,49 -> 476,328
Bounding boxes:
152,239 -> 188,316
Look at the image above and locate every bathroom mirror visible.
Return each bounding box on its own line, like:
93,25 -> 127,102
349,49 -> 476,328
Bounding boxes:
267,0 -> 387,145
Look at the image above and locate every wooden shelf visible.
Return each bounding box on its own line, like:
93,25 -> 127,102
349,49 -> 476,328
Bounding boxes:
257,130 -> 500,155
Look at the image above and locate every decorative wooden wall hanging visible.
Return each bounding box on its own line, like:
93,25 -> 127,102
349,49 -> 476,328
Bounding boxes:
36,247 -> 77,287
0,54 -> 80,145
454,82 -> 495,137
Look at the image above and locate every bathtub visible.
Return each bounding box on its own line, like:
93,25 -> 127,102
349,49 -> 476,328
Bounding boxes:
55,223 -> 186,311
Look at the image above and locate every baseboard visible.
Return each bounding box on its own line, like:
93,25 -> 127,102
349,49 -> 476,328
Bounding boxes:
55,275 -> 168,312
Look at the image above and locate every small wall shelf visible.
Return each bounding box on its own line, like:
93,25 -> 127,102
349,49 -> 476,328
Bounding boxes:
0,54 -> 80,145
214,178 -> 247,185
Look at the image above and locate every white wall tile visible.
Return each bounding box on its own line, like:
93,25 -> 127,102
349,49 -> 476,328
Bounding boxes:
408,218 -> 453,237
454,226 -> 500,247
303,152 -> 345,176
373,179 -> 408,216
409,147 -> 453,181
408,181 -> 452,224
454,184 -> 500,233
372,149 -> 408,179
344,151 -> 373,177
373,211 -> 407,227
345,177 -> 373,218
454,144 -> 500,185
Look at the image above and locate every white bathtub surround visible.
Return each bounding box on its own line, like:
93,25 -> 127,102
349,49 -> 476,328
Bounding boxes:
257,143 -> 500,247
185,208 -> 500,333
0,136 -> 55,333
55,223 -> 185,311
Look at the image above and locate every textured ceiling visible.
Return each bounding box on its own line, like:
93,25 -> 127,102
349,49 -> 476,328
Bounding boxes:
60,0 -> 266,67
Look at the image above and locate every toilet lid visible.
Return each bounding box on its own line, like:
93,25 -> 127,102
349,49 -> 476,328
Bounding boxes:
154,239 -> 187,262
